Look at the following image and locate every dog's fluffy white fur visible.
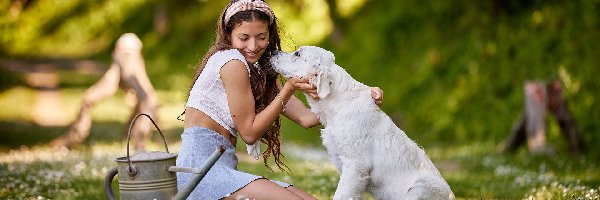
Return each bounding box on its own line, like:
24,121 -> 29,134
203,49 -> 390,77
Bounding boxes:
271,46 -> 455,200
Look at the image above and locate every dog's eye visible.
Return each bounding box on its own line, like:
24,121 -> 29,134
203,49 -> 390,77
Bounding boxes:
294,51 -> 300,57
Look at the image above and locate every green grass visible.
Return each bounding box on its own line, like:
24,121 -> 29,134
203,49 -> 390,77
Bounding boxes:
1,135 -> 598,199
0,87 -> 598,199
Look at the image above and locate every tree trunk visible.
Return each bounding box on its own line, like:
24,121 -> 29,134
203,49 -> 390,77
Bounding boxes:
546,79 -> 586,155
524,81 -> 548,153
502,79 -> 585,155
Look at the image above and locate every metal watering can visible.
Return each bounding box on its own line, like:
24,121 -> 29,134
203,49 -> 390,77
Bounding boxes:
104,113 -> 224,200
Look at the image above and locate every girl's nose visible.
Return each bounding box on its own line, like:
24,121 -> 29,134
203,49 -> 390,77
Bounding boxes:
248,39 -> 257,51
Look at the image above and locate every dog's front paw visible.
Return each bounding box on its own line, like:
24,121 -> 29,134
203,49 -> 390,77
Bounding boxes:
333,193 -> 361,200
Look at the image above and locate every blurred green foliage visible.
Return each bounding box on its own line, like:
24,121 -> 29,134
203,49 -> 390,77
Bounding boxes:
322,0 -> 600,147
1,0 -> 599,156
1,0 -> 599,198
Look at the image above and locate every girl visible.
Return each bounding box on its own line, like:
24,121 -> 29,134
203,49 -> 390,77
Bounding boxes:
176,0 -> 383,199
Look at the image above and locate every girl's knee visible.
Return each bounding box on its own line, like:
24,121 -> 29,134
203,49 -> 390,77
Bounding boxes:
225,179 -> 302,200
287,186 -> 317,200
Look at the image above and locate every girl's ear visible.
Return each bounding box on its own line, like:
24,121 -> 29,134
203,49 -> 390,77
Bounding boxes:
315,70 -> 331,99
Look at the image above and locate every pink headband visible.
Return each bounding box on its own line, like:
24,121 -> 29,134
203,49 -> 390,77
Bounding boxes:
224,0 -> 274,25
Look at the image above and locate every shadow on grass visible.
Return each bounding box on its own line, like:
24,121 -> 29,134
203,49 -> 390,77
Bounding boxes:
0,120 -> 184,152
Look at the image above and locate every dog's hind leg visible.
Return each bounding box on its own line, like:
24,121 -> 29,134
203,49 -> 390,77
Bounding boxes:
333,161 -> 369,200
404,174 -> 454,200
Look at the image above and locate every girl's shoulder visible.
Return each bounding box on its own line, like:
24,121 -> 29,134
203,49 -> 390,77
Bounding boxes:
209,49 -> 250,74
212,49 -> 247,64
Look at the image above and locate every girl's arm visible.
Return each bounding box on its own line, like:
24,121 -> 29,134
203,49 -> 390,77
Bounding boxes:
283,87 -> 384,128
282,96 -> 320,128
221,60 -> 309,144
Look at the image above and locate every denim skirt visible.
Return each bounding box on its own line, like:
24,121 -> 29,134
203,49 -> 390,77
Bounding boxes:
176,126 -> 290,199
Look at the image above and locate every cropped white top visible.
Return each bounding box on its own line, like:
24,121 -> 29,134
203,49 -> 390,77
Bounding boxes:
185,49 -> 261,159
186,49 -> 250,135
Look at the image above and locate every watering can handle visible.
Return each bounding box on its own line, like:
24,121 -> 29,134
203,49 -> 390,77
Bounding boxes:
126,113 -> 169,177
104,167 -> 119,200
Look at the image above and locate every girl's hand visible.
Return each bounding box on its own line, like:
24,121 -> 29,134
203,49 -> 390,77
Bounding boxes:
285,78 -> 383,104
285,77 -> 319,99
371,87 -> 384,106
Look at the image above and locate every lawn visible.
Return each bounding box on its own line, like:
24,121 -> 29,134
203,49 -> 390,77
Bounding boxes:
1,87 -> 598,199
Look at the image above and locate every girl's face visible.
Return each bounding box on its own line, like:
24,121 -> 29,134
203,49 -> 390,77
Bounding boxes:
230,20 -> 270,65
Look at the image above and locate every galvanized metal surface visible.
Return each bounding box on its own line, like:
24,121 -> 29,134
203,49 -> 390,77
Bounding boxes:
116,152 -> 178,199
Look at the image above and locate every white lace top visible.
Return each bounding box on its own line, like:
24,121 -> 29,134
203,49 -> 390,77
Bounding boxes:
186,49 -> 261,159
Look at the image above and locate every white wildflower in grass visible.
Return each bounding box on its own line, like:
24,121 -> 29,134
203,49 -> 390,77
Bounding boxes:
482,155 -> 498,168
0,138 -> 598,199
494,165 -> 519,176
524,181 -> 600,199
73,161 -> 87,176
0,143 -> 122,199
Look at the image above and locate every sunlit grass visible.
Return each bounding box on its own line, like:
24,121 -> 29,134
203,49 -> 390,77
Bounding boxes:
525,181 -> 599,200
1,86 -> 598,199
0,144 -> 119,199
0,86 -> 185,127
1,138 -> 598,199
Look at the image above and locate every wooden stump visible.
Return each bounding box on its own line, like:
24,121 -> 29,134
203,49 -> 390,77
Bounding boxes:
503,79 -> 585,155
50,33 -> 158,151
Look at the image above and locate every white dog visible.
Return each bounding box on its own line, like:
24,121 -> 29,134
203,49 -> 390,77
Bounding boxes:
271,46 -> 455,200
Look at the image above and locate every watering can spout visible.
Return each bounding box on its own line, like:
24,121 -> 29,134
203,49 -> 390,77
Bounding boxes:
171,146 -> 225,200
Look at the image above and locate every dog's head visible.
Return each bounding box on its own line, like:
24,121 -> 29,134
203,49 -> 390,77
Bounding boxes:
270,46 -> 335,99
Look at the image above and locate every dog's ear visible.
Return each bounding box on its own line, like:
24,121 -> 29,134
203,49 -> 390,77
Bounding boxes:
320,49 -> 335,68
326,50 -> 335,64
315,70 -> 331,99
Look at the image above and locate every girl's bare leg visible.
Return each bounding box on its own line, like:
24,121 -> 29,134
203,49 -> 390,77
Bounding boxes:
223,179 -> 305,200
287,186 -> 318,200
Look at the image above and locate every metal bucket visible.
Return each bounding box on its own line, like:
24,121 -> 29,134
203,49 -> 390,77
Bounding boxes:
112,151 -> 178,199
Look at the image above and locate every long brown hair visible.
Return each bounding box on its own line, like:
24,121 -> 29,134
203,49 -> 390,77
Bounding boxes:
190,0 -> 288,172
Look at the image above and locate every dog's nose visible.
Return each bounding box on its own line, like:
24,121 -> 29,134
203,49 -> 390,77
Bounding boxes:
272,50 -> 281,56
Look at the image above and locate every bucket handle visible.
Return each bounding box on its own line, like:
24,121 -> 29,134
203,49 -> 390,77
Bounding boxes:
126,113 -> 169,177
